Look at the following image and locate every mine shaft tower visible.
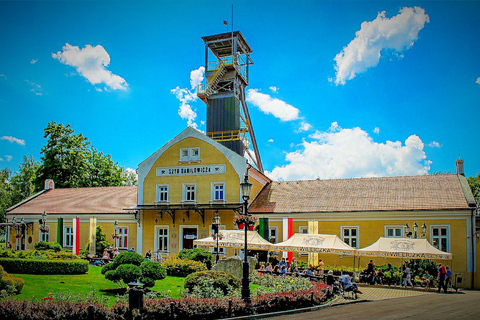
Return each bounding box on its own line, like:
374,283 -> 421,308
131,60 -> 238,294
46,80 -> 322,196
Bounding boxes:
197,31 -> 263,172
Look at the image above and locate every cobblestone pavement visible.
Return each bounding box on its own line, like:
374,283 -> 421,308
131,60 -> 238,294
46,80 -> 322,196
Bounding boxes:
266,287 -> 480,320
331,285 -> 435,305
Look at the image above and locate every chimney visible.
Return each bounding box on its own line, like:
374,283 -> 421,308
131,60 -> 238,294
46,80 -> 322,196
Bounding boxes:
456,159 -> 464,176
44,179 -> 55,190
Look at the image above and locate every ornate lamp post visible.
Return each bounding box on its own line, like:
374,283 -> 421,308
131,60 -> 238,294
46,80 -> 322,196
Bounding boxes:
240,173 -> 252,304
212,212 -> 221,263
112,221 -> 120,243
404,221 -> 427,239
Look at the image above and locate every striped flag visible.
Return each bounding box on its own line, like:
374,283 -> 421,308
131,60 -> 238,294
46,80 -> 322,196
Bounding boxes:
89,218 -> 97,256
73,217 -> 80,255
283,217 -> 293,262
57,218 -> 63,246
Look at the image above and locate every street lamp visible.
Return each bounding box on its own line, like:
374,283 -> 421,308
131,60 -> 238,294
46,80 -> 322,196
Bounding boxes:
240,172 -> 252,304
404,221 -> 427,239
112,221 -> 120,243
212,211 -> 221,263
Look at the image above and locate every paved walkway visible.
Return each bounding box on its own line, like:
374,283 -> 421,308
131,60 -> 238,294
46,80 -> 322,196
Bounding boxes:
266,287 -> 480,320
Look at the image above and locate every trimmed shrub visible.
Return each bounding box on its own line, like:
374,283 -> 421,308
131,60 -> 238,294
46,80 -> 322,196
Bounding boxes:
178,248 -> 213,269
0,265 -> 24,296
101,262 -> 115,275
161,257 -> 207,277
0,249 -> 79,260
112,252 -> 144,268
140,261 -> 167,288
0,258 -> 88,275
34,241 -> 62,252
115,264 -> 142,284
184,270 -> 240,295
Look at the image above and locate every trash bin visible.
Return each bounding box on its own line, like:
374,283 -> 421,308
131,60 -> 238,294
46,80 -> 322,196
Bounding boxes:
128,280 -> 144,310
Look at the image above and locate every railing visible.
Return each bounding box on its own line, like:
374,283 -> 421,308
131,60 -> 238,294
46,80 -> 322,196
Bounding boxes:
207,129 -> 246,142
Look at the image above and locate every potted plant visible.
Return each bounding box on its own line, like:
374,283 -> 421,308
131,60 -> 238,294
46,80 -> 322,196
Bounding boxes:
233,215 -> 258,230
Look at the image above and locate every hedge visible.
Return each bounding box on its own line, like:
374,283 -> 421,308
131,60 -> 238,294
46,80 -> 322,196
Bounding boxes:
0,258 -> 89,275
161,257 -> 207,277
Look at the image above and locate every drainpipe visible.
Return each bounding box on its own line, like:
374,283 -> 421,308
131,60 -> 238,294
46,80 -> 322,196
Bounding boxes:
472,208 -> 476,289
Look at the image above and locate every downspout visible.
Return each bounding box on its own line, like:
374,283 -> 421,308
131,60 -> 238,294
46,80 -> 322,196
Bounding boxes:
471,208 -> 476,289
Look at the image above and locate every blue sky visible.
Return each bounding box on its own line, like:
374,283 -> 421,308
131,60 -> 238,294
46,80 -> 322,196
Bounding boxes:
1,0 -> 480,181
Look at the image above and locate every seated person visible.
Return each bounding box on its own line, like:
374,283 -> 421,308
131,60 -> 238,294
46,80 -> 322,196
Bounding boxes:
421,271 -> 433,287
278,258 -> 287,269
292,267 -> 300,276
280,265 -> 287,276
102,250 -> 110,263
145,250 -> 152,261
259,264 -> 266,272
265,263 -> 273,272
273,265 -> 280,274
326,270 -> 335,286
303,267 -> 314,276
339,272 -> 362,294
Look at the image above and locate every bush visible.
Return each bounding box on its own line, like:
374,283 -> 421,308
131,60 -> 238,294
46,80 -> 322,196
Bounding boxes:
178,248 -> 213,269
140,261 -> 167,281
34,241 -> 62,252
0,258 -> 88,275
161,257 -> 207,277
115,264 -> 142,284
184,271 -> 240,295
101,262 -> 115,275
0,249 -> 79,260
112,252 -> 144,268
0,265 -> 24,296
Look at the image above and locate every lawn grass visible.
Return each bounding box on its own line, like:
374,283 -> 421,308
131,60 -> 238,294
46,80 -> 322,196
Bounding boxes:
11,265 -> 185,306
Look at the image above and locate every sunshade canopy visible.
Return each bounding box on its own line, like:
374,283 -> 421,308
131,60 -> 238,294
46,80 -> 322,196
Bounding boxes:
194,230 -> 272,251
270,233 -> 356,255
356,237 -> 452,260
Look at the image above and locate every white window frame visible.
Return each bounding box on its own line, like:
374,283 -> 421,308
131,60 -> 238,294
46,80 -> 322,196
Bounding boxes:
269,226 -> 278,243
341,226 -> 359,248
182,183 -> 196,202
299,226 -> 308,234
39,225 -> 50,242
209,224 -> 226,256
64,226 -> 73,248
180,147 -> 201,162
430,225 -> 450,252
156,184 -> 169,203
155,225 -> 169,253
211,182 -> 225,202
115,226 -> 129,249
384,225 -> 404,238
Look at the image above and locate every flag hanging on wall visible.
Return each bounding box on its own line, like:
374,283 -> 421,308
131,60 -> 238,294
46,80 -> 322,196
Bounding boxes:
57,218 -> 63,246
89,217 -> 97,256
259,218 -> 269,241
73,217 -> 80,255
308,220 -> 319,266
282,217 -> 293,262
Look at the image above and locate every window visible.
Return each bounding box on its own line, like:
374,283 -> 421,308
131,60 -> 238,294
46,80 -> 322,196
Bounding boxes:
40,225 -> 50,242
431,225 -> 449,252
211,182 -> 225,201
269,226 -> 278,243
115,227 -> 128,249
64,226 -> 73,247
156,227 -> 169,252
180,147 -> 200,162
299,226 -> 308,234
183,183 -> 196,202
156,184 -> 169,202
341,226 -> 359,248
385,226 -> 403,238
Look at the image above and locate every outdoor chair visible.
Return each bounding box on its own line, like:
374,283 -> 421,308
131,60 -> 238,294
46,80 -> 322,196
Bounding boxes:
340,281 -> 357,299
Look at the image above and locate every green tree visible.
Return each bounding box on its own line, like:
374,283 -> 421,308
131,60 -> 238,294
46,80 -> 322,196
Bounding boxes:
34,122 -> 127,189
468,173 -> 480,215
0,168 -> 13,224
10,156 -> 39,205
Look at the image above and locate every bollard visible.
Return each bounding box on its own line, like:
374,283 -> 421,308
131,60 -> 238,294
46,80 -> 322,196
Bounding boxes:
87,304 -> 94,318
170,301 -> 176,318
127,280 -> 144,311
228,299 -> 233,318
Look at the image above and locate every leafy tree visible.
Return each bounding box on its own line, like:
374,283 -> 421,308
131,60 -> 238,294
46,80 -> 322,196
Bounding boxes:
10,156 -> 39,205
85,226 -> 112,256
0,169 -> 13,224
468,173 -> 480,215
121,168 -> 138,186
87,148 -> 124,187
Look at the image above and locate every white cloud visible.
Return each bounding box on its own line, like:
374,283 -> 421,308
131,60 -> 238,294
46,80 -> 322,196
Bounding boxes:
30,59 -> 38,64
52,43 -> 127,90
5,155 -> 12,162
298,121 -> 312,132
1,136 -> 25,145
333,7 -> 429,85
246,88 -> 300,121
373,127 -> 380,134
171,66 -> 205,128
428,141 -> 441,148
476,77 -> 480,85
269,86 -> 279,93
26,80 -> 42,96
266,122 -> 431,180
0,74 -> 7,79
268,139 -> 274,143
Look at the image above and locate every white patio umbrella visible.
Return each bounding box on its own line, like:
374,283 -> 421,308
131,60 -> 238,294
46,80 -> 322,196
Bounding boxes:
356,237 -> 452,260
193,229 -> 272,251
270,233 -> 356,255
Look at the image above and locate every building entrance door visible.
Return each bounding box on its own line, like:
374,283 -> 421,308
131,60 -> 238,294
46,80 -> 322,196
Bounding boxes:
182,228 -> 197,249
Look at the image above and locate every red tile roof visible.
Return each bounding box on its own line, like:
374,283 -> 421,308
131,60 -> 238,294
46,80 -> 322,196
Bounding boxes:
249,174 -> 473,213
6,186 -> 137,215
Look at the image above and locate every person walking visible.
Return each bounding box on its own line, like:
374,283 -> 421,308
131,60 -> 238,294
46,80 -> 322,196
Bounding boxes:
366,260 -> 376,285
437,263 -> 447,293
402,263 -> 413,288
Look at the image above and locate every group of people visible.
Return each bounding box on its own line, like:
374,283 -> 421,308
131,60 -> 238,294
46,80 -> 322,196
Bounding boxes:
101,246 -> 120,263
258,257 -> 326,279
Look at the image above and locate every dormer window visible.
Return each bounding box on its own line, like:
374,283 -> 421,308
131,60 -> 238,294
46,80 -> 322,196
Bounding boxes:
180,147 -> 200,163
